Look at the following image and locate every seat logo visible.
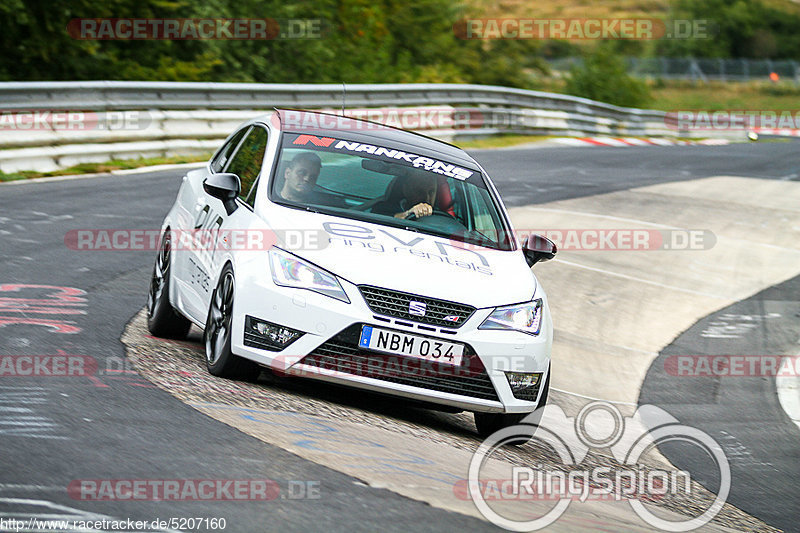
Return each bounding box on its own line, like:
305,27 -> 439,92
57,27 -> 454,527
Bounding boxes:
408,301 -> 427,316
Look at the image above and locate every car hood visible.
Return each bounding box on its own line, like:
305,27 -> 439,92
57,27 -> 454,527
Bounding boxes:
261,205 -> 537,309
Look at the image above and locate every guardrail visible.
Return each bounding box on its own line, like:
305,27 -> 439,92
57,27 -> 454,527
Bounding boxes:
0,82 -> 739,173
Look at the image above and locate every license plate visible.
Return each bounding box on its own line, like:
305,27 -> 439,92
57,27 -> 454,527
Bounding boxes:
358,325 -> 464,365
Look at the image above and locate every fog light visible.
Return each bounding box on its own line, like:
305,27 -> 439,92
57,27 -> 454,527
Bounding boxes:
244,315 -> 303,351
505,371 -> 542,401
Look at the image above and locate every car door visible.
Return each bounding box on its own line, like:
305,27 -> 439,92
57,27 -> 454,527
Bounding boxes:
178,125 -> 269,324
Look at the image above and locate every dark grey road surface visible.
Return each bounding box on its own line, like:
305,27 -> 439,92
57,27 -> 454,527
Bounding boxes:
472,140 -> 800,206
0,172 -> 494,532
1,140 -> 798,531
640,275 -> 800,533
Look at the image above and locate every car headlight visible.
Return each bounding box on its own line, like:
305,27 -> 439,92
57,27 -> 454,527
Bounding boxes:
479,299 -> 543,335
268,248 -> 349,303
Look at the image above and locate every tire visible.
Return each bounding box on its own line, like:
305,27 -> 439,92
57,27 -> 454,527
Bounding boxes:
474,367 -> 551,445
474,412 -> 529,443
203,264 -> 261,381
147,231 -> 192,339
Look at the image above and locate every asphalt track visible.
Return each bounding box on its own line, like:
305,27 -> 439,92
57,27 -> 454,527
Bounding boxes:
0,140 -> 798,532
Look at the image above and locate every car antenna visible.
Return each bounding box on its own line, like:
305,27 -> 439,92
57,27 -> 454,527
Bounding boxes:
341,82 -> 346,117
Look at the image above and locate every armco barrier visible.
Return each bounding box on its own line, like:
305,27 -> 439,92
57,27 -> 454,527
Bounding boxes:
0,82 -> 742,173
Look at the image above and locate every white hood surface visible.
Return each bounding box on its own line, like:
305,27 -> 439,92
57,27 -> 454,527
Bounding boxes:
263,205 -> 537,309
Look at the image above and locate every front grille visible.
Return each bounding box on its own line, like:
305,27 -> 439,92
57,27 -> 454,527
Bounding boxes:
359,285 -> 475,328
299,324 -> 499,402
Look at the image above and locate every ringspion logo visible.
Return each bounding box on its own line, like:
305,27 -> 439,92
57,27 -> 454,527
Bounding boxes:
467,402 -> 730,531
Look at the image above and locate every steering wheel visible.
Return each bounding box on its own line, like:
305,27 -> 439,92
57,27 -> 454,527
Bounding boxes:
406,207 -> 457,222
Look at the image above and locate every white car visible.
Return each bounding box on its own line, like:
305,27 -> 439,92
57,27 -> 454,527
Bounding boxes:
147,110 -> 557,437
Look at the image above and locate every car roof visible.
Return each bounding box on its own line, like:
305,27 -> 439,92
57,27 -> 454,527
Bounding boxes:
259,109 -> 482,171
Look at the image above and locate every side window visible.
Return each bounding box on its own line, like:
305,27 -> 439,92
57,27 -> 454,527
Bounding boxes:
225,126 -> 269,205
467,186 -> 502,241
210,128 -> 248,173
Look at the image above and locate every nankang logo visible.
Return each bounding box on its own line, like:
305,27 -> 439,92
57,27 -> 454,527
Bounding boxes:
408,301 -> 427,317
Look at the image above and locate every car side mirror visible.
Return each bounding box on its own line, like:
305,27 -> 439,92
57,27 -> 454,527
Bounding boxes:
522,234 -> 557,267
203,173 -> 240,215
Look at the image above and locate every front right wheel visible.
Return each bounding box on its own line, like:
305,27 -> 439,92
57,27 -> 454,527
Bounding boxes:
473,368 -> 551,444
204,264 -> 261,381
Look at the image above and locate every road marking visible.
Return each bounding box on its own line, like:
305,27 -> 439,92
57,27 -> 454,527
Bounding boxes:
551,387 -> 638,406
554,259 -> 727,298
0,498 -> 180,532
0,391 -> 66,439
515,207 -> 678,228
776,352 -> 800,431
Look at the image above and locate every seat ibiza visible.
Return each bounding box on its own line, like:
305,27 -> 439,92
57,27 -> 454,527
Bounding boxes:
147,109 -> 557,437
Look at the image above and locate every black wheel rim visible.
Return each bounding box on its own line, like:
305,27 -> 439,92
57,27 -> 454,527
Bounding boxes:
147,234 -> 170,318
206,271 -> 234,366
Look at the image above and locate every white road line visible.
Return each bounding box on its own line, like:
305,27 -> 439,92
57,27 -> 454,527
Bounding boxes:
555,259 -> 728,298
513,207 -> 680,228
0,498 -> 180,533
0,484 -> 62,491
776,354 -> 800,431
0,420 -> 57,427
551,387 -> 639,406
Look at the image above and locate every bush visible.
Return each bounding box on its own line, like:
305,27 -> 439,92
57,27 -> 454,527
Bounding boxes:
565,46 -> 652,108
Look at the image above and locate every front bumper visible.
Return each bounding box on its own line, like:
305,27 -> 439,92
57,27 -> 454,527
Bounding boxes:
230,272 -> 552,414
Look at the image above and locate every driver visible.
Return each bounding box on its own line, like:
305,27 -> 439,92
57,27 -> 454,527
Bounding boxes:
373,170 -> 438,220
280,152 -> 322,202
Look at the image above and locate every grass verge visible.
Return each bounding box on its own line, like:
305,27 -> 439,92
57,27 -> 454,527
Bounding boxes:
0,153 -> 211,182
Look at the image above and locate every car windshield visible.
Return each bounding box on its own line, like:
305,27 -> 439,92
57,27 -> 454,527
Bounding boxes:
269,132 -> 514,251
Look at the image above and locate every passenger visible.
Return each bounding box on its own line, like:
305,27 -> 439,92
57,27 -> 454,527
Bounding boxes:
373,170 -> 438,220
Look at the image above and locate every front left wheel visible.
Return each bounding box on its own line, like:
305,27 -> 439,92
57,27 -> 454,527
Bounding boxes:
204,265 -> 261,381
